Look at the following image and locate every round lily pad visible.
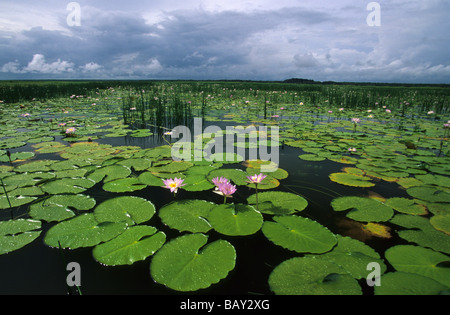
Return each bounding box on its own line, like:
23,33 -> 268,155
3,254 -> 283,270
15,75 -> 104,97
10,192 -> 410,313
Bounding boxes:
29,194 -> 96,222
102,178 -> 147,193
331,196 -> 394,222
268,256 -> 362,295
41,177 -> 96,195
93,225 -> 166,266
94,196 -> 156,226
329,172 -> 375,188
375,272 -> 449,295
159,199 -> 215,233
0,219 -> 42,255
384,197 -> 427,215
247,191 -> 308,215
150,233 -> 236,291
406,186 -> 450,203
262,215 -> 337,254
385,245 -> 450,287
44,213 -> 128,249
208,203 -> 263,236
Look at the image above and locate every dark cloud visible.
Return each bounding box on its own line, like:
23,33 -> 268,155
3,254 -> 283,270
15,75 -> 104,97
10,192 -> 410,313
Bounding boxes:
0,1 -> 449,83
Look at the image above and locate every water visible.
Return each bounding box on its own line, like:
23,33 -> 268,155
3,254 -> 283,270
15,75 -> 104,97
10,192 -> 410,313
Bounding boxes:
0,122 -> 408,295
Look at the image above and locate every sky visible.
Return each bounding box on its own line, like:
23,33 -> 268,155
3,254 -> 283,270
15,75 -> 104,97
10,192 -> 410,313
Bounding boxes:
0,0 -> 449,83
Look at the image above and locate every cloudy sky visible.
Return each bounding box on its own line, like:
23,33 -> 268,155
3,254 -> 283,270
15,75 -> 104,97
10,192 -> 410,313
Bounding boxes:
0,0 -> 449,83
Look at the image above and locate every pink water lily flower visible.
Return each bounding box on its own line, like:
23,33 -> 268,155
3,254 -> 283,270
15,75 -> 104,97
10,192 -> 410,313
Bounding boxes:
246,173 -> 267,184
65,127 -> 76,134
214,181 -> 237,198
162,177 -> 185,194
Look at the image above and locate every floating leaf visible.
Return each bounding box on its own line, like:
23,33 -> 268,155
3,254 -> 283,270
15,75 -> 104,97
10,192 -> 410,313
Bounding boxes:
268,256 -> 362,295
384,197 -> 428,215
93,226 -> 166,266
329,173 -> 375,188
0,219 -> 42,255
207,168 -> 248,186
375,272 -> 450,295
159,200 -> 215,233
208,203 -> 263,236
318,235 -> 387,279
150,233 -> 236,291
430,214 -> 450,235
44,213 -> 127,249
247,191 -> 308,215
385,245 -> 450,287
389,214 -> 450,254
41,177 -> 96,195
29,194 -> 96,222
262,215 -> 337,254
406,186 -> 450,203
94,196 -> 155,226
87,165 -> 131,183
331,196 -> 394,222
102,178 -> 147,193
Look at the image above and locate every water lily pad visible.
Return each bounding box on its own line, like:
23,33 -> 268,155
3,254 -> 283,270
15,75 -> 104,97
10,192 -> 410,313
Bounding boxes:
385,245 -> 450,287
331,196 -> 394,222
208,203 -> 263,236
14,160 -> 55,173
159,200 -> 215,233
150,233 -> 236,291
44,213 -> 127,249
0,152 -> 35,163
406,186 -> 450,203
299,154 -> 326,161
102,178 -> 147,193
247,191 -> 308,215
430,214 -> 450,235
384,197 -> 428,215
389,214 -> 450,254
0,219 -> 42,255
29,194 -> 96,222
329,173 -> 375,188
92,225 -> 166,266
268,256 -> 362,295
207,168 -> 248,186
94,196 -> 155,226
87,165 -> 131,183
262,215 -> 337,254
375,272 -> 449,295
318,235 -> 387,279
41,177 -> 96,195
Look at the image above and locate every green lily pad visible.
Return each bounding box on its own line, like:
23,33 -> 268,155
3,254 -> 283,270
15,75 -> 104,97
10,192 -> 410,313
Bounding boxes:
14,160 -> 55,173
262,215 -> 337,254
159,200 -> 215,233
150,233 -> 236,291
329,172 -> 375,188
87,165 -> 131,183
0,195 -> 38,209
29,194 -> 96,222
0,152 -> 35,163
375,272 -> 450,295
318,235 -> 387,279
247,191 -> 308,215
102,178 -> 147,193
406,186 -> 450,203
207,168 -> 249,186
92,225 -> 166,266
384,197 -> 428,215
331,196 -> 394,222
268,256 -> 362,295
44,213 -> 128,249
389,214 -> 450,254
430,214 -> 450,235
41,177 -> 96,195
0,219 -> 42,255
385,245 -> 450,287
93,196 -> 156,226
208,203 -> 263,236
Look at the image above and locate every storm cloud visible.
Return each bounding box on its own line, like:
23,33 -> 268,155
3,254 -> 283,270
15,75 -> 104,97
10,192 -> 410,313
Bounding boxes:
0,0 -> 449,83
